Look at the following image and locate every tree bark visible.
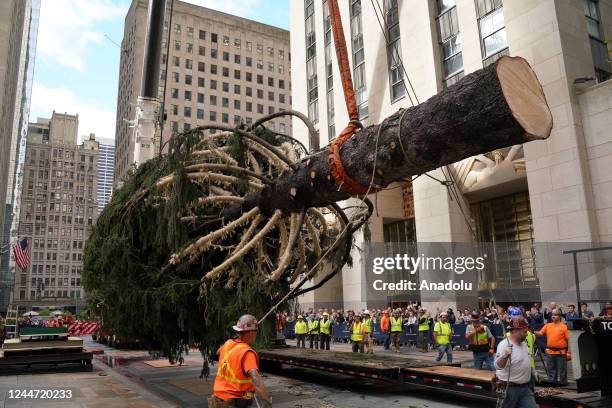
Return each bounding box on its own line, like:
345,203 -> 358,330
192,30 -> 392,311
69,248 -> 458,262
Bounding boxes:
226,56 -> 552,218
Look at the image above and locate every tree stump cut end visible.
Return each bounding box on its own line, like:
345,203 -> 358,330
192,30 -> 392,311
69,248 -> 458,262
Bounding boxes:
496,56 -> 553,141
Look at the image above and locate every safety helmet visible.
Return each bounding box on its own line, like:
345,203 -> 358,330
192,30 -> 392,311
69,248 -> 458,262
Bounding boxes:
507,315 -> 529,330
440,312 -> 448,317
297,315 -> 304,319
471,311 -> 481,320
232,314 -> 258,332
508,306 -> 522,317
363,310 -> 371,315
322,312 -> 329,317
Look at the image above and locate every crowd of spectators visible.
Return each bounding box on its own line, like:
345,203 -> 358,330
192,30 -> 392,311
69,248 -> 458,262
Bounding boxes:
276,300 -> 612,335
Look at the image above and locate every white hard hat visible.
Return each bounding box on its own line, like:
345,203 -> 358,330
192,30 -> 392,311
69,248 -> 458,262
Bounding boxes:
363,310 -> 371,315
232,314 -> 258,332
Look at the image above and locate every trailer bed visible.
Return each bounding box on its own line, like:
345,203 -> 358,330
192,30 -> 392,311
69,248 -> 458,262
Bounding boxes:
259,347 -> 611,407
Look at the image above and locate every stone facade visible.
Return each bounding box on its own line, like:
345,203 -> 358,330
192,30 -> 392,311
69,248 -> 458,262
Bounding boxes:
291,0 -> 612,313
14,113 -> 99,309
114,0 -> 292,187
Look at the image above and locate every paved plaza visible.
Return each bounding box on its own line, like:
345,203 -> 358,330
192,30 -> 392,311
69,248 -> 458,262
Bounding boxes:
0,337 -> 493,407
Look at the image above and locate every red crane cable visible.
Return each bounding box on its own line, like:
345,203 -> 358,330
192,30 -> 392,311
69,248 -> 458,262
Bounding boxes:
326,0 -> 375,196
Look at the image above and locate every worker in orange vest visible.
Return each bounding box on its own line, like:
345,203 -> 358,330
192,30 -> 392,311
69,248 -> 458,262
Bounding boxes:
380,309 -> 391,350
210,314 -> 272,408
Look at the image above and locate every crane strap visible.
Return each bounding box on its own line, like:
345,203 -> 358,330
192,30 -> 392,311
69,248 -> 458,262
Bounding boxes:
327,0 -> 376,196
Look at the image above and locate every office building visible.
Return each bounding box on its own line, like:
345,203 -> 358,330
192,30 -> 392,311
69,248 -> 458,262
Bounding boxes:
291,0 -> 612,312
14,112 -> 99,310
96,137 -> 115,214
114,0 -> 292,187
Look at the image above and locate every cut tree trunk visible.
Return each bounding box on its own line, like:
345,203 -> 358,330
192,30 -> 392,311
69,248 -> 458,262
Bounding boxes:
226,56 -> 552,218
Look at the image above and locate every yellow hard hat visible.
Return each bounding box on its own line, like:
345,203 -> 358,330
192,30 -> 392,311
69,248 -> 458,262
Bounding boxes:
297,315 -> 304,319
323,312 -> 329,317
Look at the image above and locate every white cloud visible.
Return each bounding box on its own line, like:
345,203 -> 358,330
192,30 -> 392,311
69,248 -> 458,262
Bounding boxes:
30,82 -> 116,142
181,0 -> 262,20
37,0 -> 128,71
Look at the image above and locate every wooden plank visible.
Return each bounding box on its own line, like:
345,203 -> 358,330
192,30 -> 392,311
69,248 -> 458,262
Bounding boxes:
406,365 -> 495,383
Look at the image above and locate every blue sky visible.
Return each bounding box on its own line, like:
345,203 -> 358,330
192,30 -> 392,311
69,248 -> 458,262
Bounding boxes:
30,0 -> 290,142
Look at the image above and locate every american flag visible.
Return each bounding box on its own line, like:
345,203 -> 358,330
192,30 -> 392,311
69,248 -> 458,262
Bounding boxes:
13,238 -> 30,270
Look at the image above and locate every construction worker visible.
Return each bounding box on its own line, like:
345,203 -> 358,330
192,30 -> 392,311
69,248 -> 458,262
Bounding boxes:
308,313 -> 320,349
494,315 -> 537,408
319,312 -> 332,350
210,314 -> 272,408
351,315 -> 366,353
380,309 -> 390,350
390,309 -> 403,353
535,308 -> 570,384
418,309 -> 430,352
433,312 -> 453,363
294,315 -> 307,348
466,311 -> 495,370
362,310 -> 374,354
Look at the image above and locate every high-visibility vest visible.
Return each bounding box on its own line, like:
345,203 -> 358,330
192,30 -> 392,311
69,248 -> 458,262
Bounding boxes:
320,319 -> 331,335
434,322 -> 452,345
391,317 -> 403,332
418,317 -> 429,332
362,318 -> 372,333
308,319 -> 319,334
294,321 -> 307,335
469,325 -> 489,344
213,339 -> 258,400
351,322 -> 366,342
506,331 -> 536,368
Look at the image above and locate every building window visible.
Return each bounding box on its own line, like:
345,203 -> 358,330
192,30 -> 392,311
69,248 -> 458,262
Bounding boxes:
222,113 -> 229,123
210,111 -> 217,121
211,65 -> 218,74
246,87 -> 252,96
246,72 -> 252,82
223,51 -> 229,61
198,92 -> 205,103
476,0 -> 508,66
235,38 -> 241,49
174,40 -> 181,51
199,45 -> 206,56
257,74 -> 263,84
234,84 -> 241,94
184,107 -> 192,117
211,48 -> 218,59
257,43 -> 263,53
305,0 -> 319,129
185,90 -> 192,100
584,0 -> 612,82
210,95 -> 217,105
185,74 -> 192,85
437,0 -> 464,88
222,97 -> 229,107
223,67 -> 229,77
268,62 -> 274,72
267,46 -> 274,57
323,0 -> 335,139
222,82 -> 229,92
472,191 -> 539,293
198,77 -> 205,87
384,0 -> 406,102
234,100 -> 241,109
198,62 -> 205,72
246,57 -> 252,67
350,0 -> 368,119
174,23 -> 181,34
212,33 -> 218,43
185,59 -> 193,69
223,35 -> 230,45
211,79 -> 217,89
234,70 -> 241,80
235,54 -> 241,64
257,89 -> 263,99
246,41 -> 252,51
186,43 -> 193,54
199,30 -> 206,40
257,59 -> 263,69
268,77 -> 274,87
171,88 -> 179,98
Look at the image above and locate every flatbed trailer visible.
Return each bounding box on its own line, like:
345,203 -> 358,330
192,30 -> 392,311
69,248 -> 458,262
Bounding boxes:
259,347 -> 612,407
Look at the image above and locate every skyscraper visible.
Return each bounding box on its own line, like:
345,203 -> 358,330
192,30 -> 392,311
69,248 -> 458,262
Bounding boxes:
96,137 -> 115,214
0,0 -> 40,312
114,0 -> 292,187
15,113 -> 99,310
